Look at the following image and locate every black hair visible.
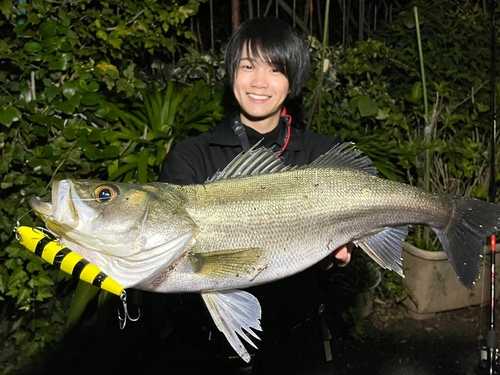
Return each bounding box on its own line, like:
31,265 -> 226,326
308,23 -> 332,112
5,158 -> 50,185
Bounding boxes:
224,17 -> 310,99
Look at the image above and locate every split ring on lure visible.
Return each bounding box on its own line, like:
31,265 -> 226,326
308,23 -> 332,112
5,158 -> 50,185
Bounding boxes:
15,226 -> 140,329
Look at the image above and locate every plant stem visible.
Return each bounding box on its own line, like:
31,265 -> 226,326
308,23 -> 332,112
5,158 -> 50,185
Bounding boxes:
316,0 -> 331,134
414,6 -> 431,246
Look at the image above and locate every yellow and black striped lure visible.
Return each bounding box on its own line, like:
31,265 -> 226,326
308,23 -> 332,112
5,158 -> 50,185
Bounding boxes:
15,226 -> 124,296
15,226 -> 140,328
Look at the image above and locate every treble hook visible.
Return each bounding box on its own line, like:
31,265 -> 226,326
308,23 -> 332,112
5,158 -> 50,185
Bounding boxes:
118,290 -> 141,329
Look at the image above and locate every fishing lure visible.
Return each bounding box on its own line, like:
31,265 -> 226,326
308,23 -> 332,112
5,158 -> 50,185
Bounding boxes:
15,226 -> 139,328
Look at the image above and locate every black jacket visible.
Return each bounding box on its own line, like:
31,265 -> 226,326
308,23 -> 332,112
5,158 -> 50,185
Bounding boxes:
158,115 -> 341,368
159,115 -> 340,184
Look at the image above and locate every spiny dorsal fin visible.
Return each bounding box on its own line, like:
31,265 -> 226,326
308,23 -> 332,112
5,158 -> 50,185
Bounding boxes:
206,141 -> 376,183
206,141 -> 295,183
306,142 -> 377,176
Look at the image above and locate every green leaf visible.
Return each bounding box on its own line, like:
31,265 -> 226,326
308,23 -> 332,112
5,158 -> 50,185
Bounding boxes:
24,41 -> 43,53
45,86 -> 59,102
0,106 -> 22,126
82,143 -> 101,160
357,95 -> 378,117
40,19 -> 58,39
62,127 -> 77,141
87,81 -> 100,93
53,100 -> 76,115
102,145 -> 120,159
405,82 -> 423,104
81,92 -> 101,106
48,53 -> 73,71
137,147 -> 150,183
66,281 -> 99,331
476,102 -> 489,113
62,82 -> 76,99
87,129 -> 103,142
0,0 -> 14,18
109,162 -> 139,181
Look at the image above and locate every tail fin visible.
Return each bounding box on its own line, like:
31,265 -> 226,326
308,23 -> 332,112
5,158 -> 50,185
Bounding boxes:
436,197 -> 500,290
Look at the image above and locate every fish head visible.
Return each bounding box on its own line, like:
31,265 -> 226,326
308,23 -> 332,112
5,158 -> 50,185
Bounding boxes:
29,179 -> 197,261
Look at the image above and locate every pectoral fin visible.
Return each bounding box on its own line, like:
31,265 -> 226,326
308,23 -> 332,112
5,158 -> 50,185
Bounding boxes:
355,226 -> 407,276
201,290 -> 262,363
189,248 -> 268,281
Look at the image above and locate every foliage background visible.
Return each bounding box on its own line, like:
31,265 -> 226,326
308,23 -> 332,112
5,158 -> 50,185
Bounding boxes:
0,0 -> 499,373
0,0 -> 224,372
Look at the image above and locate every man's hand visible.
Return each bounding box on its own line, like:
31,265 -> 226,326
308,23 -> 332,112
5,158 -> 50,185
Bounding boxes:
319,243 -> 355,270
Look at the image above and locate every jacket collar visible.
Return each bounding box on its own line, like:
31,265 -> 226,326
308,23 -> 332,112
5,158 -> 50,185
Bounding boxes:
208,114 -> 306,151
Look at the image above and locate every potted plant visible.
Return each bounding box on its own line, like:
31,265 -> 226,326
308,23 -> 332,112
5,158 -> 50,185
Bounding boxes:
397,5 -> 498,319
400,133 -> 499,319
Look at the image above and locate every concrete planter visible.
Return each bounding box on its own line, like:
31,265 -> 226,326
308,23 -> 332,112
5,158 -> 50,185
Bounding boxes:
341,266 -> 382,318
402,242 -> 499,320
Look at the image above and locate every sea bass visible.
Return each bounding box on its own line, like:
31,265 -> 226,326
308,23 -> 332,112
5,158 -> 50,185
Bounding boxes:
28,143 -> 500,362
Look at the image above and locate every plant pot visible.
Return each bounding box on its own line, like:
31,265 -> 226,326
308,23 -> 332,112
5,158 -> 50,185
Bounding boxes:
401,242 -> 500,320
341,267 -> 382,318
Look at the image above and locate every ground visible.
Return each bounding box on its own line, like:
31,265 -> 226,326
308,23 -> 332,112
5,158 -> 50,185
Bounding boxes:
333,302 -> 496,375
20,299 -> 500,375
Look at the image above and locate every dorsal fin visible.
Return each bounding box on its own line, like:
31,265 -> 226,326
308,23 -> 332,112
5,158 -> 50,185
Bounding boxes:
206,141 -> 295,183
206,141 -> 376,183
306,142 -> 377,176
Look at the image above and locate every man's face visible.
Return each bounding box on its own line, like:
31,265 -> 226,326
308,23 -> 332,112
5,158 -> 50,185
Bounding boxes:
233,47 -> 290,131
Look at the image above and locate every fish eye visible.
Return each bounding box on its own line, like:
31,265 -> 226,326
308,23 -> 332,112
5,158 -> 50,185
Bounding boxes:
94,185 -> 118,203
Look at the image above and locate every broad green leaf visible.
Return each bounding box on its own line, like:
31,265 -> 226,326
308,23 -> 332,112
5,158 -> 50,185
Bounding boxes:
476,102 -> 490,113
0,106 -> 22,126
68,96 -> 80,108
62,127 -> 77,141
24,41 -> 43,53
87,129 -> 103,142
0,0 -> 13,18
40,19 -> 58,38
81,92 -> 101,106
48,53 -> 73,71
102,145 -> 120,158
87,81 -> 100,93
62,82 -> 76,99
357,95 -> 378,117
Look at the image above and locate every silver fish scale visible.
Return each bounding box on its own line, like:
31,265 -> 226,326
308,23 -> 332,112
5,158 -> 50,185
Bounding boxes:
144,167 -> 453,293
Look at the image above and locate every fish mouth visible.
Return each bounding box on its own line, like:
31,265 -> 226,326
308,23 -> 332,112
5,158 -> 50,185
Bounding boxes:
29,196 -> 53,222
28,180 -> 88,233
29,195 -> 71,236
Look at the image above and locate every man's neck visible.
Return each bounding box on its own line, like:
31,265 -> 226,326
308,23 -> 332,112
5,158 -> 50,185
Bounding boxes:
239,112 -> 281,134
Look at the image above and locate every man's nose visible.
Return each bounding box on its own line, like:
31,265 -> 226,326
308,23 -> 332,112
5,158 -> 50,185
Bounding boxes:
251,69 -> 269,88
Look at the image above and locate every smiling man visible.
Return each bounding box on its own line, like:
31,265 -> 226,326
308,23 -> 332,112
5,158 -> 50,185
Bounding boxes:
159,17 -> 351,375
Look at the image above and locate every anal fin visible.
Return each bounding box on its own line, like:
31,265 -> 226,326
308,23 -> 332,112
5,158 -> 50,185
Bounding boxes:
201,290 -> 262,363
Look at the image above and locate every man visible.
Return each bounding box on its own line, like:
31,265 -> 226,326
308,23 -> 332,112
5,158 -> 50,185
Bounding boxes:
159,17 -> 352,374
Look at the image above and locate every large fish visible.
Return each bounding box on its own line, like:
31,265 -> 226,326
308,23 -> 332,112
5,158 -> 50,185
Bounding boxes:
28,143 -> 500,362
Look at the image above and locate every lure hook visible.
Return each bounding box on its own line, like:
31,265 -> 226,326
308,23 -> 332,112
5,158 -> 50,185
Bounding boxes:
118,290 -> 141,329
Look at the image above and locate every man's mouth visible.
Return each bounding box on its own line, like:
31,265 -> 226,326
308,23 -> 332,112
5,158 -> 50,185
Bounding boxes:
248,93 -> 270,100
